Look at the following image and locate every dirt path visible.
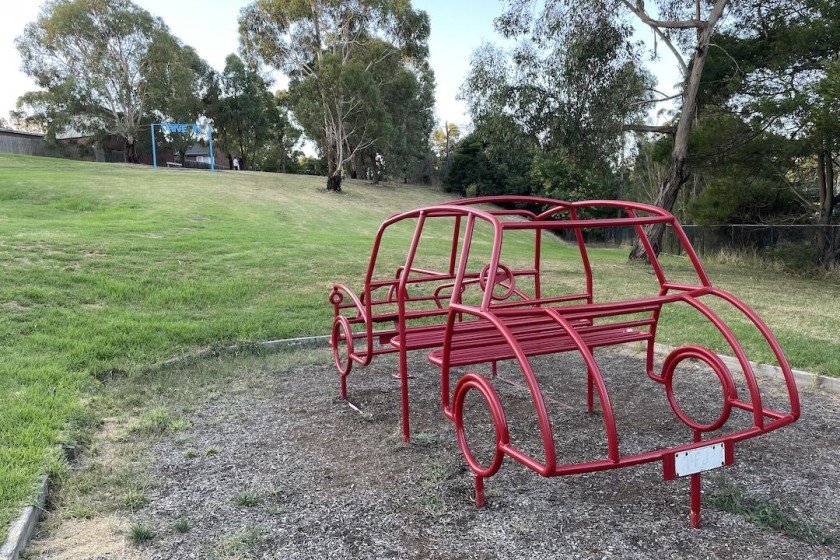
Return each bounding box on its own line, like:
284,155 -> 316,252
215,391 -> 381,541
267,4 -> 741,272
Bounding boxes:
28,348 -> 839,559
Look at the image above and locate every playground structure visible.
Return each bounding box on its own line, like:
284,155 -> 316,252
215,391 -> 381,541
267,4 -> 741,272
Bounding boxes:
328,196 -> 800,527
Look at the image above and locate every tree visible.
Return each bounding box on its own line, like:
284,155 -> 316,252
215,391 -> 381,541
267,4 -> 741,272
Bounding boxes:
699,0 -> 840,265
239,0 -> 431,192
458,13 -> 649,203
444,133 -> 500,195
211,54 -> 278,171
15,0 -> 199,163
497,0 -> 731,258
147,39 -> 217,162
432,122 -> 460,178
377,59 -> 436,184
274,91 -> 304,173
251,90 -> 304,172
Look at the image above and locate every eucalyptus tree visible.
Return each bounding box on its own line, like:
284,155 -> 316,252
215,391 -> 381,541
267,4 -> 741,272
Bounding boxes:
698,0 -> 840,265
239,0 -> 431,191
210,54 -> 279,171
16,0 -> 205,163
496,0 -> 730,257
432,122 -> 461,176
272,91 -> 304,173
147,40 -> 218,162
459,14 -> 650,201
342,40 -> 435,184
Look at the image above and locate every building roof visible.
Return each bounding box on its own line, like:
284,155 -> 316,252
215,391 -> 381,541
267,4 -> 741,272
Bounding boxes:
0,127 -> 44,138
185,144 -> 210,156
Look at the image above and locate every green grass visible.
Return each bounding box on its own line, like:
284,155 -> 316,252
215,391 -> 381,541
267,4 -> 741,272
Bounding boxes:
216,525 -> 263,559
127,522 -> 156,545
232,490 -> 261,507
709,480 -> 832,545
120,489 -> 149,512
1,153 -> 839,530
172,516 -> 191,534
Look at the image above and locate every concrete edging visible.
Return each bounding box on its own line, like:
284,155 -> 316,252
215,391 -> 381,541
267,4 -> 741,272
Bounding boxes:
1,476 -> 48,560
653,343 -> 839,394
259,335 -> 330,350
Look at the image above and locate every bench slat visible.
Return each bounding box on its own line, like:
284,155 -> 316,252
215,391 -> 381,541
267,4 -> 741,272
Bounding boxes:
428,327 -> 651,367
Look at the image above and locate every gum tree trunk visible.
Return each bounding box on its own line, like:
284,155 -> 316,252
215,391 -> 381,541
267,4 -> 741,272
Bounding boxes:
628,0 -> 729,261
125,137 -> 139,164
817,148 -> 839,266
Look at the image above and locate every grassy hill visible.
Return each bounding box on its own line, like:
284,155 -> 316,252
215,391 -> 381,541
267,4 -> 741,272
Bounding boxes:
1,153 -> 838,529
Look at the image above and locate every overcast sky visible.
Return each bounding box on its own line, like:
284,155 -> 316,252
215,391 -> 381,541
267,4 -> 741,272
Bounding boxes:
0,1 -> 681,130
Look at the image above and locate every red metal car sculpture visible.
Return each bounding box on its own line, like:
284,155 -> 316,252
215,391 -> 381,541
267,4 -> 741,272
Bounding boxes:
329,196 -> 800,527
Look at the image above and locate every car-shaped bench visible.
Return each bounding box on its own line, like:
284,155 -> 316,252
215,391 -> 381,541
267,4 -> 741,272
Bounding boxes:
329,196 -> 800,527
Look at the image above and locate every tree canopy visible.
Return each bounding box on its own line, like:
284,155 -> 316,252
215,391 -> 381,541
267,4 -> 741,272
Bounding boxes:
239,0 -> 433,191
15,0 -> 211,162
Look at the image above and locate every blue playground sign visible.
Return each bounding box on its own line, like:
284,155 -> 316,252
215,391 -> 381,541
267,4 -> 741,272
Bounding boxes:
150,122 -> 215,171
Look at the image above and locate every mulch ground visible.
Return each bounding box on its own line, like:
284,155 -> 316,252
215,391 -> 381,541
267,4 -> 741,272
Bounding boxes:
124,347 -> 838,559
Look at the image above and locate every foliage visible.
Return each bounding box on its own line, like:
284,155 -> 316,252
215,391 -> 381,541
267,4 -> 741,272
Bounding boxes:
431,122 -> 460,178
375,58 -> 436,184
493,1 -> 733,258
681,113 -> 802,224
456,9 -> 650,203
256,91 -> 304,173
443,134 -> 499,195
298,155 -> 328,175
528,152 -> 611,202
240,0 -> 433,191
145,39 -> 217,161
209,54 -> 280,171
702,0 -> 840,264
15,0 -> 208,162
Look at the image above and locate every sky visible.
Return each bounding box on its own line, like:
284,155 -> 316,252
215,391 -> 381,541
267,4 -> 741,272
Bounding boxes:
0,1 -> 681,131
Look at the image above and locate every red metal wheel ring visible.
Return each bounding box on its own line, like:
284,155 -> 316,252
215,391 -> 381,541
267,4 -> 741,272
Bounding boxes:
477,263 -> 516,301
453,373 -> 509,478
329,291 -> 344,306
331,315 -> 354,378
663,345 -> 735,432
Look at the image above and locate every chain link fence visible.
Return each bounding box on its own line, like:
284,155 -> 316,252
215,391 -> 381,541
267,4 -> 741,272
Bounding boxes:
589,224 -> 840,260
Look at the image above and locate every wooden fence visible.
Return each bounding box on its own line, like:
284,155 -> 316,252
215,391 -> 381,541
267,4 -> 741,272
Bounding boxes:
0,130 -> 57,157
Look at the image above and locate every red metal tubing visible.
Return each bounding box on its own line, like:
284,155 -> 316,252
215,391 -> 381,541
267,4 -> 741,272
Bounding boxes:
329,284 -> 373,367
452,373 -> 510,478
662,345 -> 736,432
690,430 -> 703,528
626,209 -> 667,288
442,303 -> 558,475
544,308 -> 620,462
395,213 -> 431,441
568,208 -> 594,303
449,195 -> 575,209
331,316 -> 355,399
704,288 -> 801,420
536,199 -> 674,219
675,294 -> 765,429
669,220 -> 711,286
503,215 -> 674,230
330,195 -> 799,524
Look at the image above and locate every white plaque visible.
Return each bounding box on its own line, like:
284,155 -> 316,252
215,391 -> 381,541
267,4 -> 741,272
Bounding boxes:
674,443 -> 726,477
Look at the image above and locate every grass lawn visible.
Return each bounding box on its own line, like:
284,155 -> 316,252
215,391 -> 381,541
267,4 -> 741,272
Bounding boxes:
1,153 -> 838,530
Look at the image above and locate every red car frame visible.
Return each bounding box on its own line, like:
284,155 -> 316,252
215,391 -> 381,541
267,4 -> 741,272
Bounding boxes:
329,196 -> 800,527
